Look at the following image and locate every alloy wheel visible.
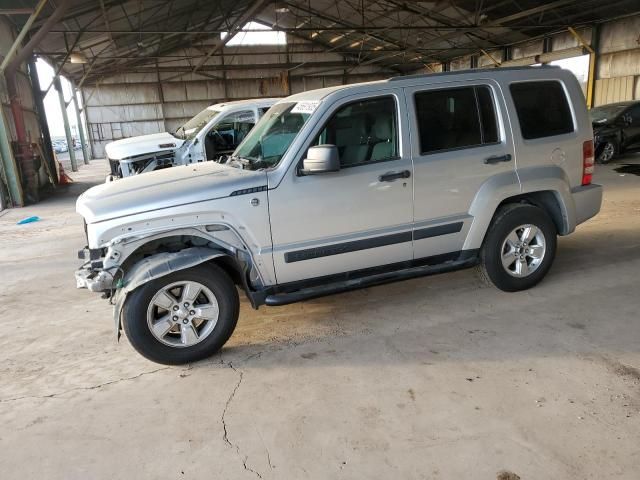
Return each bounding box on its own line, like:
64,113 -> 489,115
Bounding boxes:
146,281 -> 219,348
500,224 -> 547,278
600,142 -> 615,163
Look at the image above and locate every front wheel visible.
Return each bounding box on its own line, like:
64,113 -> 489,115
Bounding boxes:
597,140 -> 617,164
122,264 -> 239,365
478,204 -> 557,292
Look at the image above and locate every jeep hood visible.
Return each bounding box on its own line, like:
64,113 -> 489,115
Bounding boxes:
77,162 -> 267,223
105,132 -> 184,160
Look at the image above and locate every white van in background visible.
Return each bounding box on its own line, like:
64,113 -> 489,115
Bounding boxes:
104,98 -> 279,180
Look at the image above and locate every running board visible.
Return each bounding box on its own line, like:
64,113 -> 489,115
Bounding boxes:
264,257 -> 476,306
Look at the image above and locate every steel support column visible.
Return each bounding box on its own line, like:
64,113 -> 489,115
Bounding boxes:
54,76 -> 77,171
568,27 -> 596,109
0,110 -> 24,206
80,89 -> 96,159
70,80 -> 90,164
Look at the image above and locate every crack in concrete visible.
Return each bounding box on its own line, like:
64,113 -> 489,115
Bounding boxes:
257,431 -> 274,470
221,356 -> 263,479
0,367 -> 171,404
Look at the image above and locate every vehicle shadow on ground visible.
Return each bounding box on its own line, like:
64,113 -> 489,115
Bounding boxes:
191,224 -> 640,369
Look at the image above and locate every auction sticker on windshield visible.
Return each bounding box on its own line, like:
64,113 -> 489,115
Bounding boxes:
291,101 -> 320,114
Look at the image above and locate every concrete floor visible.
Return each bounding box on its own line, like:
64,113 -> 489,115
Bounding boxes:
1,154 -> 639,480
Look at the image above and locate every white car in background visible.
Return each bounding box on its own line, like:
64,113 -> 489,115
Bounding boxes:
104,98 -> 279,180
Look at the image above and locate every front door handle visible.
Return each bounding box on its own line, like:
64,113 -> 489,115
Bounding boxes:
484,154 -> 512,164
379,170 -> 411,182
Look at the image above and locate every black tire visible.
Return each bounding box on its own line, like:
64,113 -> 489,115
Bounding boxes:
122,264 -> 239,365
596,140 -> 617,164
478,204 -> 557,292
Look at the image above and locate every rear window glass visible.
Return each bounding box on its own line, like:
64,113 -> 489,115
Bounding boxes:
510,81 -> 574,139
414,86 -> 499,154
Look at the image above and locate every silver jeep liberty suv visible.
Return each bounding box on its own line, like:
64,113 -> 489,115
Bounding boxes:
76,66 -> 602,365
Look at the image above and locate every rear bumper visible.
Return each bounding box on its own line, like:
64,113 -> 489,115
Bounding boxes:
572,183 -> 603,226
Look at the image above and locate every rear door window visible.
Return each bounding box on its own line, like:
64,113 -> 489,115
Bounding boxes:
414,86 -> 499,154
510,81 -> 574,139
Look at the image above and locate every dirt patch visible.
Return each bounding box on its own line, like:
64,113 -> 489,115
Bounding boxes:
600,356 -> 640,381
497,471 -> 521,480
567,322 -> 586,330
407,388 -> 415,401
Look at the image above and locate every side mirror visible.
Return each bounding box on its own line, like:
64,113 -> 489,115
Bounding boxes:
300,145 -> 340,175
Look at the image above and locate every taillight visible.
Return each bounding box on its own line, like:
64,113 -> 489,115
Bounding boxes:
582,140 -> 594,186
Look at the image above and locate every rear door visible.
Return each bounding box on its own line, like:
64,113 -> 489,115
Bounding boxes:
404,80 -> 517,260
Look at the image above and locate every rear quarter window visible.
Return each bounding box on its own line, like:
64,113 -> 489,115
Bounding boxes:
510,81 -> 574,140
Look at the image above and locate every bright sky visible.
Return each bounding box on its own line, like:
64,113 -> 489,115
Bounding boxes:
550,54 -> 590,85
222,21 -> 286,46
36,57 -> 82,139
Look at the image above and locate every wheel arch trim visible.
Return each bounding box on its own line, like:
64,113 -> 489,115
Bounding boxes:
113,247 -> 227,340
463,166 -> 575,250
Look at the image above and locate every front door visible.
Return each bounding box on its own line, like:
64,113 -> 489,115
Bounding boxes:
403,80 -> 517,260
267,91 -> 414,284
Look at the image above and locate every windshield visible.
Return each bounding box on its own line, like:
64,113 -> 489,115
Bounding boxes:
175,108 -> 220,139
232,102 -> 312,170
590,104 -> 627,123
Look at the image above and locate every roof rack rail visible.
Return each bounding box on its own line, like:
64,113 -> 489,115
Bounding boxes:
389,65 -> 560,82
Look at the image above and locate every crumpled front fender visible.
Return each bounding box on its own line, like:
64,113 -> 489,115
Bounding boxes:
113,246 -> 227,340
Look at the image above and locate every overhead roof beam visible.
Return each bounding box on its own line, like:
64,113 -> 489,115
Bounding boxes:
0,0 -> 48,72
487,0 -> 578,25
46,23 -> 585,34
406,0 -> 580,58
86,3 -> 231,81
279,1 -> 439,66
0,8 -> 35,15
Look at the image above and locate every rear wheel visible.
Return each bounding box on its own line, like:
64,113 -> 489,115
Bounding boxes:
479,204 -> 557,292
122,264 -> 239,365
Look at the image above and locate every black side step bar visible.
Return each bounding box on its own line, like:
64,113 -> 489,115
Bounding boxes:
264,257 -> 477,307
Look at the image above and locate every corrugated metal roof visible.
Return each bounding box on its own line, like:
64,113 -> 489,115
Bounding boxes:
8,0 -> 640,85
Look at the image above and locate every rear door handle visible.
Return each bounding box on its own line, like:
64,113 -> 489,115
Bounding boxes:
484,154 -> 512,164
379,170 -> 411,182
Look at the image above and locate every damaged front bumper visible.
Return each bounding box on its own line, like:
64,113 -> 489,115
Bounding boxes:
75,247 -> 113,292
75,267 -> 113,292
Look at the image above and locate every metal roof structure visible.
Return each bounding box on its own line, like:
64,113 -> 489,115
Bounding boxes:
5,0 -> 640,86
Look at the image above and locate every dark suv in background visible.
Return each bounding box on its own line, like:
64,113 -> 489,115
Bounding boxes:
591,101 -> 640,163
